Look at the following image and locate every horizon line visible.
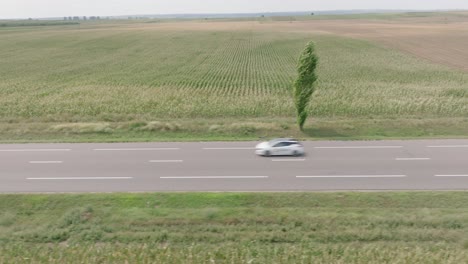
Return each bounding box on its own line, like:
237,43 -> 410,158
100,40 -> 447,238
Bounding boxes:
2,8 -> 467,20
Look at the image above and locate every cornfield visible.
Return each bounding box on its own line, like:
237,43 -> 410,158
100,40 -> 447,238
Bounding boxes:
0,21 -> 467,123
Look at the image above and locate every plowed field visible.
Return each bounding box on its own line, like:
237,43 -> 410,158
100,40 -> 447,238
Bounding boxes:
150,12 -> 468,72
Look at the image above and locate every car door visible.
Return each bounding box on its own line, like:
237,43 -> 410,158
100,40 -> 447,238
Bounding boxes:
272,142 -> 288,156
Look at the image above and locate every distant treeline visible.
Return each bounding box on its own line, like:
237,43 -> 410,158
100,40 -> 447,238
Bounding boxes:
0,21 -> 80,27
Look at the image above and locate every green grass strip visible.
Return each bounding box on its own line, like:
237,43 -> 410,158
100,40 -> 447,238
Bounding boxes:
1,192 -> 468,263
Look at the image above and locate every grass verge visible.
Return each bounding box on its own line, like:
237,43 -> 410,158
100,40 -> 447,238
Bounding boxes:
1,192 -> 468,263
1,117 -> 467,143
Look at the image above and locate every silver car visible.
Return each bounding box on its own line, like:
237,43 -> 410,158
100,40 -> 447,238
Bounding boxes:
255,138 -> 305,157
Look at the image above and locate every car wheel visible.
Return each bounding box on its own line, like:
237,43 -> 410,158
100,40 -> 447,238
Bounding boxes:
292,150 -> 299,157
264,150 -> 271,157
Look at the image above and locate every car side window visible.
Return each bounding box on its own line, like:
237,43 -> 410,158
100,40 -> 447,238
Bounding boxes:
273,142 -> 286,148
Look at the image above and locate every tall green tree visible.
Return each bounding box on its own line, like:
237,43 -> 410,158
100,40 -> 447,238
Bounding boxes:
293,41 -> 318,131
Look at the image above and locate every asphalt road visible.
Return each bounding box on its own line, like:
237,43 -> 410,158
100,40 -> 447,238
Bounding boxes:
1,140 -> 467,193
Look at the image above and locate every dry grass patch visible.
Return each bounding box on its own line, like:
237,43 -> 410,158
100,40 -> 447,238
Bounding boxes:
208,122 -> 288,135
50,123 -> 113,134
138,121 -> 182,132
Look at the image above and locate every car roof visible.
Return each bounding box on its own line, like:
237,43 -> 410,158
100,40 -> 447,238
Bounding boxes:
268,138 -> 299,144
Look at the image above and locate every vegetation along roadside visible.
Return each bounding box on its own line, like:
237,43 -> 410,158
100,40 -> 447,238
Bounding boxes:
2,192 -> 468,263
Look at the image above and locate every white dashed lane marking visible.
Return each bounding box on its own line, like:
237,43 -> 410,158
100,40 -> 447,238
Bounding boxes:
94,148 -> 179,151
271,159 -> 306,162
297,175 -> 407,178
314,146 -> 403,149
427,145 -> 468,148
160,176 -> 269,179
396,158 -> 431,161
29,161 -> 63,164
149,160 -> 183,163
27,177 -> 133,180
0,149 -> 71,152
203,148 -> 255,150
435,175 -> 468,177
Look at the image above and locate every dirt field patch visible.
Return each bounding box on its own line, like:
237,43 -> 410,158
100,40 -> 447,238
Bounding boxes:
285,18 -> 468,72
137,13 -> 468,72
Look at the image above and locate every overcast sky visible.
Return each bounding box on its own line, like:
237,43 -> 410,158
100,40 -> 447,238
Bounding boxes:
2,0 -> 468,19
